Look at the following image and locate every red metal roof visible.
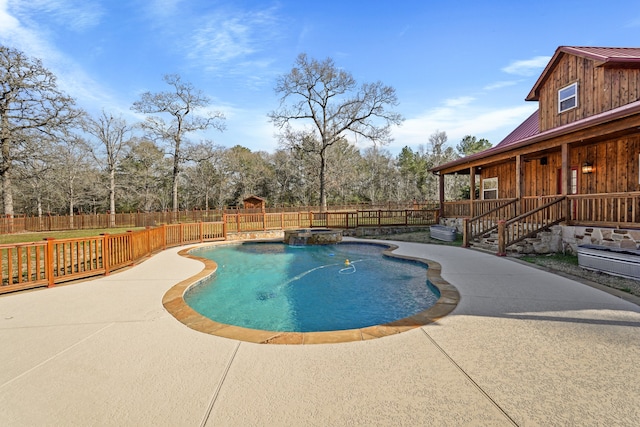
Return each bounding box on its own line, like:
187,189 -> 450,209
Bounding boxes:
561,46 -> 640,62
495,110 -> 539,148
527,46 -> 640,101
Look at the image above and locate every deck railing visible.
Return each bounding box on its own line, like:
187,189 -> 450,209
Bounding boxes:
0,208 -> 438,295
443,199 -> 518,218
462,199 -> 518,247
568,192 -> 640,226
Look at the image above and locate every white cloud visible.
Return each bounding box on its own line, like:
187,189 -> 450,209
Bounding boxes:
483,80 -> 519,91
0,0 -> 18,31
391,99 -> 537,151
444,96 -> 475,107
9,0 -> 103,32
179,6 -> 282,77
502,56 -> 551,76
0,1 -> 118,116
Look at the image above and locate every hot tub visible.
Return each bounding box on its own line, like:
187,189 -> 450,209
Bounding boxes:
429,225 -> 457,242
284,228 -> 343,245
577,244 -> 640,280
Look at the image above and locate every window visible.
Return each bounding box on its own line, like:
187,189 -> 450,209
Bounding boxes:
558,82 -> 578,113
482,177 -> 498,200
570,168 -> 577,195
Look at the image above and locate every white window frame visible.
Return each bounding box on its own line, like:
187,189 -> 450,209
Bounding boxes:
558,82 -> 578,113
482,177 -> 498,200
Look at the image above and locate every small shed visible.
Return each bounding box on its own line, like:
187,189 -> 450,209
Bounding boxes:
243,195 -> 266,212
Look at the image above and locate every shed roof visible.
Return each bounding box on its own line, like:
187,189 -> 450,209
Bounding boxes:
526,46 -> 640,101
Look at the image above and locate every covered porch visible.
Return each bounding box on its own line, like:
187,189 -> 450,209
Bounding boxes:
431,106 -> 640,253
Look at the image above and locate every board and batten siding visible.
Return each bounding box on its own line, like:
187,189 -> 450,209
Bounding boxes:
479,135 -> 640,199
537,54 -> 640,132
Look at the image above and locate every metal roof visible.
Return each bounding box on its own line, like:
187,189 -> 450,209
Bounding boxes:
495,110 -> 539,148
562,46 -> 640,62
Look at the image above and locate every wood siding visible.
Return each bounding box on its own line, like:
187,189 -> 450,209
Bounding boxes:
480,135 -> 640,198
538,54 -> 640,132
480,163 -> 516,199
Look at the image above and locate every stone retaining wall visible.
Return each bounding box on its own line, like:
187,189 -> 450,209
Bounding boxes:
563,226 -> 640,253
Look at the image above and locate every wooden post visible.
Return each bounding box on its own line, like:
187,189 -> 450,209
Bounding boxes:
516,154 -> 523,216
497,220 -> 506,256
162,224 -> 167,250
262,213 -> 266,231
45,238 -> 55,287
222,214 -> 228,239
127,231 -> 134,265
309,211 -> 313,228
462,218 -> 469,248
469,167 -> 476,218
146,227 -> 151,256
438,173 -> 445,220
561,143 -> 571,221
200,221 -> 204,243
103,234 -> 111,276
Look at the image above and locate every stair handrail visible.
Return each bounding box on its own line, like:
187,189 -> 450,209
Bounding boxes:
463,198 -> 518,247
497,196 -> 566,255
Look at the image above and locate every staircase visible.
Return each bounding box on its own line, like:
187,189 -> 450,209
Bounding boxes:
463,196 -> 567,255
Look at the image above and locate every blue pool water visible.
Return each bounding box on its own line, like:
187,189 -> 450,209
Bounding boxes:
184,243 -> 439,332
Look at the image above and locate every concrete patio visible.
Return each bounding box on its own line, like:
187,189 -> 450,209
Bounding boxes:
1,238 -> 639,426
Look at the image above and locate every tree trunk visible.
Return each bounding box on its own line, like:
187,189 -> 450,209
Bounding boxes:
319,151 -> 327,212
1,173 -> 14,232
172,139 -> 180,214
109,168 -> 116,227
2,173 -> 13,217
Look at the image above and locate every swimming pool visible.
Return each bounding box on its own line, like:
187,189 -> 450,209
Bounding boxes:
184,243 -> 440,332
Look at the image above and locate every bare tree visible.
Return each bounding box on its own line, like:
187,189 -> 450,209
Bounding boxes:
83,111 -> 132,226
131,74 -> 225,213
0,45 -> 82,217
50,132 -> 93,227
118,138 -> 170,213
269,53 -> 403,211
426,131 -> 460,199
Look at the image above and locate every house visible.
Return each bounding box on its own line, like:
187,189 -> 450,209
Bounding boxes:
430,46 -> 640,254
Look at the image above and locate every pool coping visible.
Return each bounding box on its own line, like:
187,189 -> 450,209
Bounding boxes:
162,240 -> 460,344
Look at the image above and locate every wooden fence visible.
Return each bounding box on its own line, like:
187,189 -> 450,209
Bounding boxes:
0,201 -> 439,234
0,208 -> 437,295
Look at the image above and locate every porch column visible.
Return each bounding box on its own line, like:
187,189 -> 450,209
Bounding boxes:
515,154 -> 523,215
561,143 -> 570,219
469,166 -> 476,218
561,144 -> 568,195
438,173 -> 445,220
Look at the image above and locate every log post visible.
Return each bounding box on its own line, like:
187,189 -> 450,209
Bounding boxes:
497,220 -> 506,256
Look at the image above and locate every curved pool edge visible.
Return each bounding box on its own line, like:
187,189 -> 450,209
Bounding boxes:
162,240 -> 460,345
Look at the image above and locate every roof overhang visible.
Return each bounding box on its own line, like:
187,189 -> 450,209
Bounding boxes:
430,100 -> 640,175
526,46 -> 640,101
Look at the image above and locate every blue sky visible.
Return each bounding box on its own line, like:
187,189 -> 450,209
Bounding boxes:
1,0 -> 639,155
